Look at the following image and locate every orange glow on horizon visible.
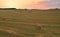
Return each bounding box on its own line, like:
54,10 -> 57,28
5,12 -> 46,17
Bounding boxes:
0,0 -> 48,9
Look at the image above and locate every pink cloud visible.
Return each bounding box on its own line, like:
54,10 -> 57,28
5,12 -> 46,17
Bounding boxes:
28,1 -> 49,9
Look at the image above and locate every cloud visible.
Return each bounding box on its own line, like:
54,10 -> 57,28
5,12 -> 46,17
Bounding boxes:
28,1 -> 49,9
48,0 -> 60,8
0,0 -> 60,9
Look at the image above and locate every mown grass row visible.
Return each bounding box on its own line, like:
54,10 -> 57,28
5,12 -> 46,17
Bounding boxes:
0,10 -> 60,37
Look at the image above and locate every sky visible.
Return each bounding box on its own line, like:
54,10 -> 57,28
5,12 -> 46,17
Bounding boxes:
0,0 -> 60,9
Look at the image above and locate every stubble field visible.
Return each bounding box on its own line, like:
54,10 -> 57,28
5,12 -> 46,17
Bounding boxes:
0,9 -> 60,37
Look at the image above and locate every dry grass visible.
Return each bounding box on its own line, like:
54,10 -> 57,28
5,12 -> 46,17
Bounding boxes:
0,9 -> 60,37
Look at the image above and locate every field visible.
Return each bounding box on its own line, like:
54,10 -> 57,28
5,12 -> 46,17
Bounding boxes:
0,9 -> 60,37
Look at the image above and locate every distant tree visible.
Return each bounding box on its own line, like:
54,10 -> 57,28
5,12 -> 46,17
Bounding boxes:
55,8 -> 59,10
0,8 -> 16,10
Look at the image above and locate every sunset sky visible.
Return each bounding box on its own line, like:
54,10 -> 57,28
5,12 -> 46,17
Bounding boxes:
0,0 -> 60,9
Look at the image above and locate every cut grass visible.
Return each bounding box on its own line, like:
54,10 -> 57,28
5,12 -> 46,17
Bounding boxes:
0,10 -> 60,37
